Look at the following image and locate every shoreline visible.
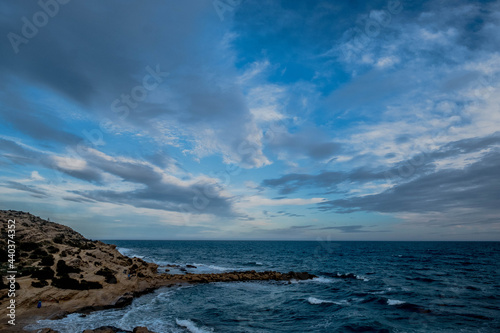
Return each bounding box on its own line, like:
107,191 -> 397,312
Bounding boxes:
7,278 -> 185,333
0,211 -> 316,333
16,271 -> 316,332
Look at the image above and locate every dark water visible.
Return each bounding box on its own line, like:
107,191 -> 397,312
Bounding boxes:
28,241 -> 500,332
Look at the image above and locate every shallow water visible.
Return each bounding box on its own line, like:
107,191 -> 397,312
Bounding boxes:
28,241 -> 500,332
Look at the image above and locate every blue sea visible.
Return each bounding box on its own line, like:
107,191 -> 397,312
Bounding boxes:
28,241 -> 500,332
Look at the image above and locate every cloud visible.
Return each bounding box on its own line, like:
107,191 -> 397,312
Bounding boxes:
30,171 -> 45,181
286,224 -> 372,233
0,90 -> 82,145
0,137 -> 45,165
263,210 -> 304,218
262,133 -> 500,194
69,149 -> 245,218
0,0 -> 270,168
1,0 -> 500,239
318,150 -> 500,221
262,172 -> 343,195
238,195 -> 325,208
0,138 -> 241,218
2,181 -> 48,198
316,225 -> 374,233
268,128 -> 341,161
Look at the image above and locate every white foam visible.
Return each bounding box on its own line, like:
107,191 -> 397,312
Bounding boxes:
308,297 -> 332,304
387,299 -> 406,306
207,264 -> 236,271
192,263 -> 239,272
298,276 -> 337,284
116,247 -> 132,256
117,247 -> 145,259
308,297 -> 349,305
356,275 -> 369,281
312,276 -> 335,283
175,319 -> 212,333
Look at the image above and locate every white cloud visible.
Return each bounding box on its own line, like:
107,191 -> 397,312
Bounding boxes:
375,56 -> 400,68
237,195 -> 325,208
30,171 -> 45,181
52,156 -> 88,171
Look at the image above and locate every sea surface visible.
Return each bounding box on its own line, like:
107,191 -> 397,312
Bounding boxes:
28,241 -> 500,332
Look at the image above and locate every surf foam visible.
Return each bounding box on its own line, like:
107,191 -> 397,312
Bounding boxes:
176,319 -> 213,333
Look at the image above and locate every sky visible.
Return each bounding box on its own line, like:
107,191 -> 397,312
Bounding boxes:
0,0 -> 499,241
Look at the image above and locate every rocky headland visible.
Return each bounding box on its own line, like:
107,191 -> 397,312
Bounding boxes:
0,210 -> 316,332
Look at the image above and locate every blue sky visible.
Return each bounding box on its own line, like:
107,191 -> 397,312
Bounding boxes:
1,0 -> 499,240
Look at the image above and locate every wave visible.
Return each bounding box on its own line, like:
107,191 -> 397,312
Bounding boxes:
116,247 -> 132,256
242,261 -> 264,266
288,276 -> 338,284
154,261 -> 238,272
192,263 -> 239,272
308,297 -> 350,305
116,247 -> 145,259
387,299 -> 406,306
308,297 -> 334,305
310,276 -> 336,283
176,319 -> 213,333
324,272 -> 370,281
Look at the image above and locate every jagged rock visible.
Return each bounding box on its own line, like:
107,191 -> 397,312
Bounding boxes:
114,294 -> 134,308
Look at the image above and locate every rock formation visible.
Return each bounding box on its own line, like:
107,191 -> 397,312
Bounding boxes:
0,210 -> 316,332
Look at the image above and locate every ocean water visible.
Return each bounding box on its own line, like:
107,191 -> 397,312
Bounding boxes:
28,241 -> 500,332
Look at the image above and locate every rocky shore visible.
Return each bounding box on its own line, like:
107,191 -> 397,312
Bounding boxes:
0,211 -> 316,332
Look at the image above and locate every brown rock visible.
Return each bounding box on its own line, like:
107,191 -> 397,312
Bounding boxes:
133,327 -> 157,333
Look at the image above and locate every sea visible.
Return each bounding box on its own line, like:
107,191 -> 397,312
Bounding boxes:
27,241 -> 500,332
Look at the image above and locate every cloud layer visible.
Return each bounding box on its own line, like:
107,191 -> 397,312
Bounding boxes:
1,0 -> 499,239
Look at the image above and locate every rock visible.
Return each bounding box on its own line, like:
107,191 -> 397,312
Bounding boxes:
114,294 -> 134,308
335,273 -> 357,279
38,329 -> 60,333
80,326 -> 156,333
133,327 -> 157,333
